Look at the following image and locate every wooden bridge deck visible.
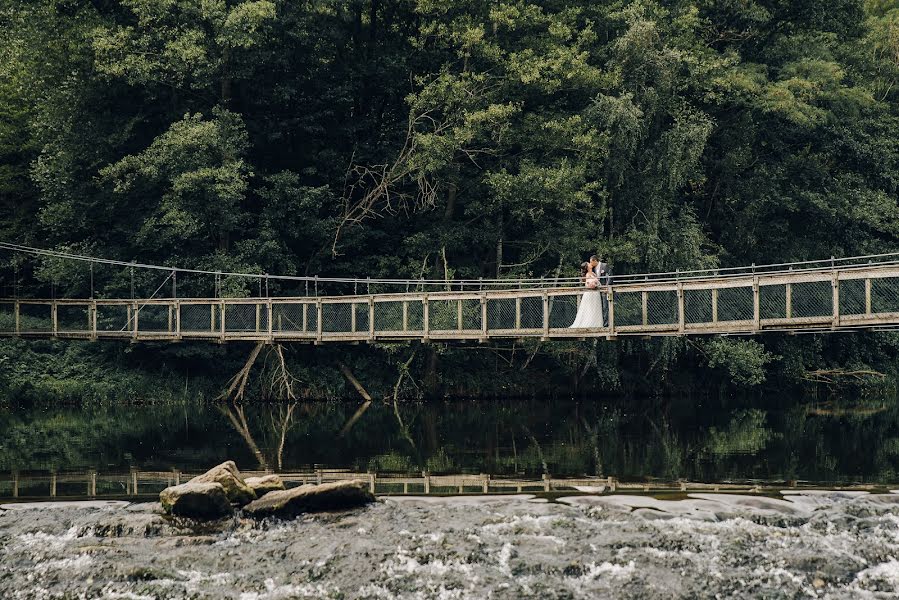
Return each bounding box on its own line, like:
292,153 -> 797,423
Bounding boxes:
3,263 -> 899,342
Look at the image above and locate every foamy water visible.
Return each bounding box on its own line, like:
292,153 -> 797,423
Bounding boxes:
2,492 -> 899,599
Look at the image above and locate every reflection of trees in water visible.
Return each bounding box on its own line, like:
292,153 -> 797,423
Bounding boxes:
220,402 -> 297,471
5,397 -> 899,483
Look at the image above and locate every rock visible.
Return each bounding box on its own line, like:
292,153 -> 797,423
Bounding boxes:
245,475 -> 285,496
243,479 -> 375,519
159,482 -> 232,519
189,461 -> 256,506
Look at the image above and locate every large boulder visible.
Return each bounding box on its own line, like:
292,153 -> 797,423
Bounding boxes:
159,482 -> 232,519
189,461 -> 256,506
245,475 -> 285,496
243,479 -> 375,519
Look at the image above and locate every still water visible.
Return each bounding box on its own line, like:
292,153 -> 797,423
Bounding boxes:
2,396 -> 899,599
0,396 -> 897,483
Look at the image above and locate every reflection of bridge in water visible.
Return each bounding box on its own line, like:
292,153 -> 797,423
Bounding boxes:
0,469 -> 880,501
5,250 -> 899,342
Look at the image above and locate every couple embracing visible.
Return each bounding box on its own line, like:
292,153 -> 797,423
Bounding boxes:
570,255 -> 609,329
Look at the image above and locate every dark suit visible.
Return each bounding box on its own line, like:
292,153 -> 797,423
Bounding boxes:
595,262 -> 610,326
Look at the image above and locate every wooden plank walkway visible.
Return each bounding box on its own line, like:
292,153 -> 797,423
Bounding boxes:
3,262 -> 899,342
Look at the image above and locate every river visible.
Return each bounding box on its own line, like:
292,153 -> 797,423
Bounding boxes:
2,395 -> 899,598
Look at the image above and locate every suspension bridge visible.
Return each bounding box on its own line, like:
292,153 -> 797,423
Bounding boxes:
3,243 -> 899,343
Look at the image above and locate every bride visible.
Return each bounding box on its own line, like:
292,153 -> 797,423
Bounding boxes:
570,261 -> 605,328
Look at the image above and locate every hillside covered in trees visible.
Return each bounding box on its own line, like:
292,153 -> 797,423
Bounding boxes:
2,0 -> 899,401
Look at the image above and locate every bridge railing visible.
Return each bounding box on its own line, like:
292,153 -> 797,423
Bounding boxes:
4,247 -> 899,339
3,260 -> 899,340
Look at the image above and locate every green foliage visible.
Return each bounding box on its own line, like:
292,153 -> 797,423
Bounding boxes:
2,0 -> 899,399
703,338 -> 777,386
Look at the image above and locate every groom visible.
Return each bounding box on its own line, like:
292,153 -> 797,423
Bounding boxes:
590,255 -> 610,327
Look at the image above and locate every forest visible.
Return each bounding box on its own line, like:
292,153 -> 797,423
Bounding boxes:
1,0 -> 899,402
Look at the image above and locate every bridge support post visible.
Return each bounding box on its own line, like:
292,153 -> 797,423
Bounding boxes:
832,272 -> 840,329
132,303 -> 139,339
457,299 -> 463,332
677,284 -> 685,334
422,295 -> 429,341
753,277 -> 760,332
350,301 -> 357,333
480,294 -> 488,340
785,284 -> 792,319
50,470 -> 56,497
641,291 -> 648,327
369,297 -> 375,339
88,469 -> 97,497
542,292 -> 549,337
515,297 -> 522,330
220,301 -> 226,341
712,289 -> 718,324
402,301 -> 408,332
175,301 -> 181,339
52,302 -> 58,337
91,301 -> 98,340
316,300 -> 323,342
865,278 -> 872,315
607,287 -> 615,339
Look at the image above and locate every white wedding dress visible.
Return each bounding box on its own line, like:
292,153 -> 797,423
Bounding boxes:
570,273 -> 604,328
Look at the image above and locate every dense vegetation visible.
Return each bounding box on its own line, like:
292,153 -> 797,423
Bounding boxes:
1,0 -> 899,401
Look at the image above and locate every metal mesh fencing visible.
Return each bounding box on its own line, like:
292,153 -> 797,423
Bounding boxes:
487,298 -> 516,331
611,291 -> 641,327
96,304 -> 129,333
547,293 -> 579,328
19,303 -> 52,332
354,302 -> 370,333
180,303 -> 219,333
872,276 -> 899,314
791,281 -> 832,318
716,286 -> 753,322
224,303 -> 267,333
56,305 -> 90,333
321,302 -> 353,333
684,289 -> 712,324
135,305 -> 170,333
759,285 -> 786,320
374,301 -> 404,332
273,302 -> 314,334
408,300 -> 424,331
428,300 -> 456,332
838,279 -> 865,316
427,299 -> 481,332
0,302 -> 13,333
646,290 -> 677,325
520,296 -> 543,329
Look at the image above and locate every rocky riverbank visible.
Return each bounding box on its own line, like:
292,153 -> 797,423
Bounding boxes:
158,461 -> 375,520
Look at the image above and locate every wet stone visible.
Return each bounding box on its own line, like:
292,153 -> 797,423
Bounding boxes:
245,474 -> 285,496
159,482 -> 232,519
243,479 -> 375,519
188,460 -> 256,506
